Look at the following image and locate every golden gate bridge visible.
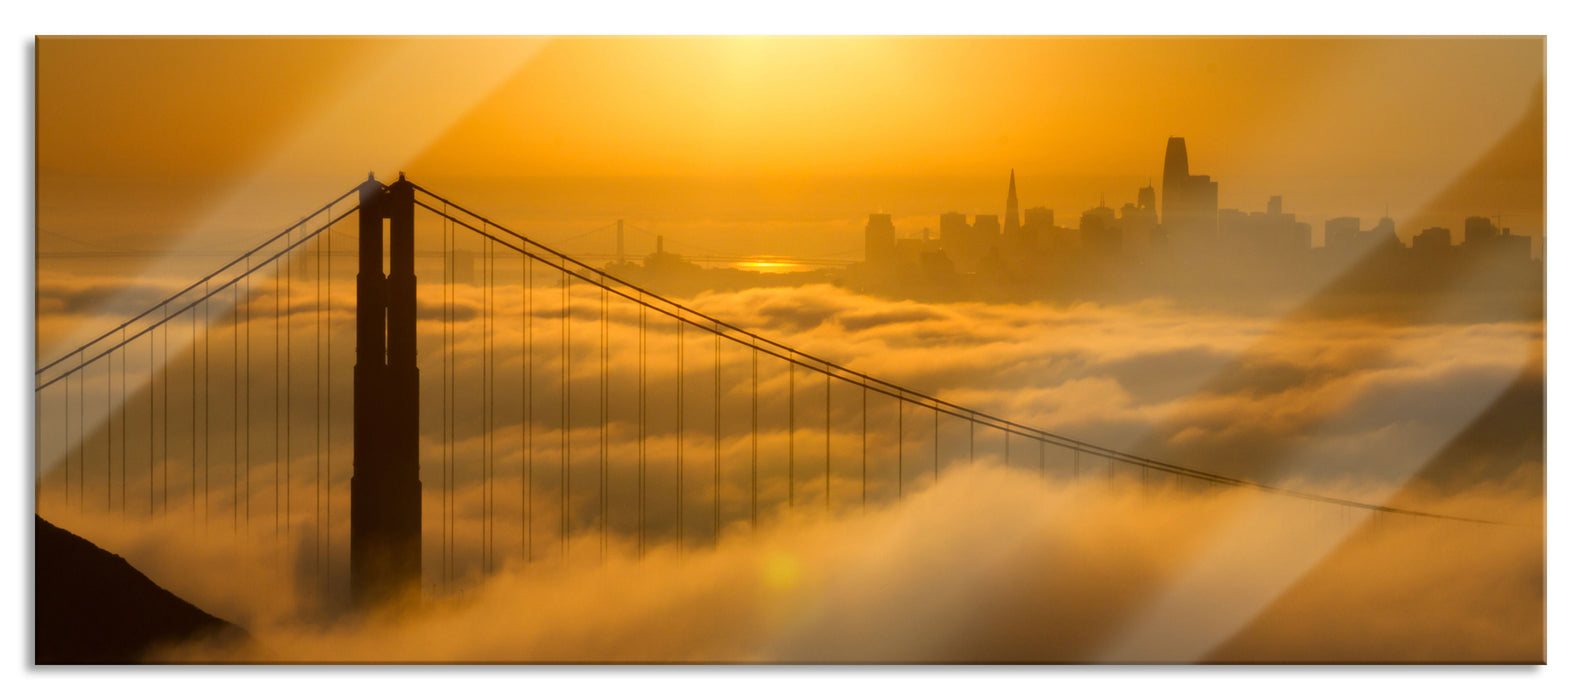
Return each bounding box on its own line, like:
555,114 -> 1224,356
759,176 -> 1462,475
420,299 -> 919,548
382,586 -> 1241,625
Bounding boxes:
33,175 -> 1507,610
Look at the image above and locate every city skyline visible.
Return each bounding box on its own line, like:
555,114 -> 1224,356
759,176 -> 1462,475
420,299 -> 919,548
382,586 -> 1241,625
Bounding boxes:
866,135 -> 1541,262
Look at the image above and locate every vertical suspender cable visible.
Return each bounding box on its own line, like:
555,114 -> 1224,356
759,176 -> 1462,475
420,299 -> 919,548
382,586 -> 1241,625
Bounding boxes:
495,240 -> 504,571
106,351 -> 114,514
676,314 -> 683,554
64,365 -> 73,514
788,359 -> 794,512
751,347 -> 758,532
274,257 -> 281,542
323,215 -> 333,578
106,347 -> 112,514
244,259 -> 251,537
285,243 -> 292,544
44,365 -> 52,513
78,349 -> 84,513
203,282 -> 211,531
162,310 -> 169,517
314,213 -> 323,578
474,234 -> 480,573
526,255 -> 534,564
599,284 -> 608,561
492,238 -> 498,570
500,241 -> 507,567
121,329 -> 128,518
897,392 -> 903,501
488,239 -> 496,573
51,354 -> 61,512
531,237 -> 537,560
442,210 -> 452,585
713,331 -> 721,548
147,337 -> 153,519
824,366 -> 831,513
968,418 -> 974,466
861,381 -> 866,513
40,371 -> 49,515
191,304 -> 197,530
490,239 -> 496,570
34,367 -> 40,513
568,266 -> 579,556
559,268 -> 568,559
638,304 -> 646,557
442,210 -> 449,589
60,366 -> 67,514
233,281 -> 240,535
145,328 -> 152,517
450,216 -> 457,583
561,268 -> 570,559
327,214 -> 335,584
485,239 -> 493,573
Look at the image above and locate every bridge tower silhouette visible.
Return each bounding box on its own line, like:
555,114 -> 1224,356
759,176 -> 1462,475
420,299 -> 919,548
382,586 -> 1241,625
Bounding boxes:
350,174 -> 421,608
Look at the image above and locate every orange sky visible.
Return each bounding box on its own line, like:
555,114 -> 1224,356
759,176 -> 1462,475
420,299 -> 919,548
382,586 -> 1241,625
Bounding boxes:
39,36 -> 1542,181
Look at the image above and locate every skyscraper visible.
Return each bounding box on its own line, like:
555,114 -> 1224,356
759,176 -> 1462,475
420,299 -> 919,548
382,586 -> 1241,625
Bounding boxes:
865,213 -> 896,264
1080,198 -> 1121,256
1023,206 -> 1055,253
1120,186 -> 1159,257
1160,136 -> 1219,252
1162,137 -> 1189,221
1325,217 -> 1362,249
1414,226 -> 1452,252
1003,169 -> 1021,244
1465,216 -> 1500,248
965,214 -> 1000,272
1368,215 -> 1400,249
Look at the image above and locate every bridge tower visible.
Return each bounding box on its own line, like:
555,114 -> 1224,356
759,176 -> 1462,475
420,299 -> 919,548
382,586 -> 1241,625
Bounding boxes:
351,173 -> 422,609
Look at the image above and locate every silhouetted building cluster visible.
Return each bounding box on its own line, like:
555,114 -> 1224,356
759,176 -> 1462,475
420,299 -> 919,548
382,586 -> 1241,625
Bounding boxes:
858,136 -> 1540,303
865,214 -> 896,265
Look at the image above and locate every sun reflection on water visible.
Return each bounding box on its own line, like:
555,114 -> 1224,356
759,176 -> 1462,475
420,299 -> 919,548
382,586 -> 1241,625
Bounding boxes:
730,257 -> 815,274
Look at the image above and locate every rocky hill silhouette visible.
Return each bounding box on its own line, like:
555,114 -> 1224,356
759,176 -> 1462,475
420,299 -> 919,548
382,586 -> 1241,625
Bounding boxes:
35,515 -> 252,663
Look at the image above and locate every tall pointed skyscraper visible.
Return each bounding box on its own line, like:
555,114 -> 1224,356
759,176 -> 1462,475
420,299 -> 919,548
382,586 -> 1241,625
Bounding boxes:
1161,137 -> 1190,230
1003,169 -> 1021,243
1160,136 -> 1218,251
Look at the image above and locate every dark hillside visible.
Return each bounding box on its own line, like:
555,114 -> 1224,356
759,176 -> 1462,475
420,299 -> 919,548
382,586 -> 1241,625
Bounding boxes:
35,515 -> 251,664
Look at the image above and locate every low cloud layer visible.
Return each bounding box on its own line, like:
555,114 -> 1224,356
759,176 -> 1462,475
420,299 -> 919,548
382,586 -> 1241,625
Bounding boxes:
36,266 -> 1544,663
47,463 -> 1542,663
